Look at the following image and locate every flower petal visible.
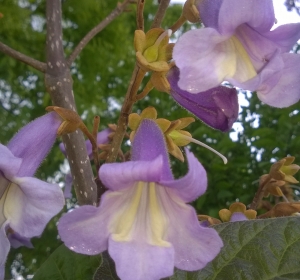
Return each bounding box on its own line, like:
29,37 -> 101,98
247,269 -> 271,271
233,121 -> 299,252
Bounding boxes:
158,189 -> 223,271
234,24 -> 278,71
58,205 -> 108,255
263,23 -> 300,53
257,53 -> 300,107
58,185 -> 144,255
199,0 -> 275,35
7,112 -> 61,177
228,49 -> 284,92
0,222 -> 10,276
100,156 -> 164,191
230,212 -> 248,222
8,232 -> 33,249
132,120 -> 166,162
0,144 -> 22,179
132,120 -> 172,181
4,177 -> 64,237
168,67 -> 238,131
174,28 -> 232,93
160,149 -> 207,203
109,238 -> 174,280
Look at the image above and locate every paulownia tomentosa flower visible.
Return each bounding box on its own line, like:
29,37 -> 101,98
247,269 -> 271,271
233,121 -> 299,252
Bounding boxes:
173,0 -> 300,108
58,118 -> 223,280
0,112 -> 65,278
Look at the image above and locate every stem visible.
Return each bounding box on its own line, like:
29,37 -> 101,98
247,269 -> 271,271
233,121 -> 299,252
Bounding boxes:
0,41 -> 46,72
169,14 -> 187,33
136,0 -> 145,30
151,0 -> 171,28
248,174 -> 272,210
135,80 -> 154,101
106,65 -> 146,163
67,0 -> 132,66
45,0 -> 97,206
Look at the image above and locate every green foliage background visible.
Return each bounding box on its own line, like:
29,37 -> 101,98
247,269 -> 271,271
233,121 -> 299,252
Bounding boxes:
0,0 -> 299,278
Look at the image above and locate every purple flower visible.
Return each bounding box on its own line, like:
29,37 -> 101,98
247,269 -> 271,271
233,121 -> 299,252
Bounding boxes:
229,213 -> 248,222
0,112 -> 65,278
168,66 -> 239,132
58,119 -> 223,280
173,0 -> 300,108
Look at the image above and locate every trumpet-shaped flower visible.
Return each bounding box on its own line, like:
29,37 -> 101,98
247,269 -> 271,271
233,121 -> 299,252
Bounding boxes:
168,66 -> 239,132
0,112 -> 65,278
58,119 -> 223,280
173,0 -> 300,108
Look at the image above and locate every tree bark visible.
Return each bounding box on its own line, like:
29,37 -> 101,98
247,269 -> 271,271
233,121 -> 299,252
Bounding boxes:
45,0 -> 97,206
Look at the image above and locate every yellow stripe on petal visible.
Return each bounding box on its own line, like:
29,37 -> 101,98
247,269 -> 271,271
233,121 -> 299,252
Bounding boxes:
111,182 -> 144,242
149,182 -> 170,247
216,35 -> 256,84
230,35 -> 257,82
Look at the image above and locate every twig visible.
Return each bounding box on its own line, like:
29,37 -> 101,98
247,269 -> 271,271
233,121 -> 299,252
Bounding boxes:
248,175 -> 272,210
134,79 -> 153,101
0,41 -> 46,72
136,0 -> 145,30
106,65 -> 146,163
67,0 -> 132,66
169,14 -> 187,33
151,0 -> 171,28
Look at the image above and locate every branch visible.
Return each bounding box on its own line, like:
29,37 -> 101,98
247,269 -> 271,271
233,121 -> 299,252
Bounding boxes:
67,0 -> 132,66
151,0 -> 171,28
0,41 -> 46,72
136,0 -> 145,30
45,0 -> 98,206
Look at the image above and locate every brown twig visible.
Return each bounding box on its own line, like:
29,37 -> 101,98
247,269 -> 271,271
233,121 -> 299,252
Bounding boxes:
134,79 -> 153,101
151,0 -> 171,28
169,14 -> 187,33
136,0 -> 145,30
0,41 -> 46,72
248,174 -> 272,210
67,0 -> 132,66
106,65 -> 146,163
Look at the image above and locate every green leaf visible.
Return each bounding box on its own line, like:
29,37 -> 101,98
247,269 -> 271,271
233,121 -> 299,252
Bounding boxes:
93,251 -> 119,280
171,217 -> 300,280
33,245 -> 101,280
